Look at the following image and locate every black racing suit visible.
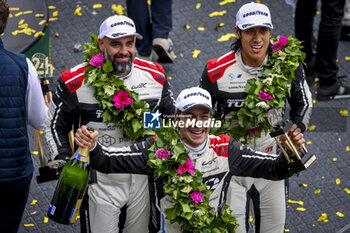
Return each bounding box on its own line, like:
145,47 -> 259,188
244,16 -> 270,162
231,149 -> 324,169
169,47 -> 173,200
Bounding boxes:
89,134 -> 293,233
200,50 -> 312,233
45,57 -> 175,233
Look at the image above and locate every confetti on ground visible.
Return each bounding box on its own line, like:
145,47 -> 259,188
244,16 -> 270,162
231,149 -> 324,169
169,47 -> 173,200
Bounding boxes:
344,188 -> 350,194
197,27 -> 205,31
217,33 -> 236,42
314,189 -> 321,194
296,207 -> 306,211
31,211 -> 37,215
312,99 -> 316,104
219,23 -> 224,27
336,59 -> 339,63
23,11 -> 33,14
24,224 -> 34,227
219,0 -> 236,5
345,56 -> 350,61
35,14 -> 44,18
322,176 -> 325,179
339,109 -> 348,117
336,212 -> 344,217
318,213 -> 328,222
93,4 -> 102,8
192,49 -> 201,58
336,178 -> 341,185
167,76 -> 172,80
185,25 -> 191,30
347,146 -> 350,152
44,217 -> 49,223
196,3 -> 201,9
209,10 -> 227,17
19,19 -> 24,24
10,8 -> 19,11
52,10 -> 58,17
40,130 -> 44,134
48,6 -> 56,9
308,125 -> 316,131
249,216 -> 253,222
332,157 -> 337,161
74,7 -> 82,16
31,151 -> 39,155
306,140 -> 312,145
55,33 -> 59,37
112,4 -> 125,15
49,18 -> 58,21
299,183 -> 308,187
288,200 -> 304,206
284,229 -> 290,232
34,31 -> 45,37
30,200 -> 37,205
15,12 -> 23,17
38,20 -> 46,25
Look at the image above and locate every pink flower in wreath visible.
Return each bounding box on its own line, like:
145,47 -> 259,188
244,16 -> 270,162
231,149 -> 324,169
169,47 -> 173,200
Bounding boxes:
258,90 -> 273,102
190,191 -> 204,205
112,90 -> 133,109
176,158 -> 195,175
246,126 -> 260,134
89,54 -> 105,68
155,149 -> 171,160
272,36 -> 288,52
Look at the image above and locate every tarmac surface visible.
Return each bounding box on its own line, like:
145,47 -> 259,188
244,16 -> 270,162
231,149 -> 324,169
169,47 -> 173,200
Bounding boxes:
9,0 -> 350,232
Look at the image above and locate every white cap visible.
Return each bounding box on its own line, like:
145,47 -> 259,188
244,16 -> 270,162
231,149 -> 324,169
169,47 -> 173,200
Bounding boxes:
176,87 -> 213,112
99,15 -> 143,40
236,2 -> 273,30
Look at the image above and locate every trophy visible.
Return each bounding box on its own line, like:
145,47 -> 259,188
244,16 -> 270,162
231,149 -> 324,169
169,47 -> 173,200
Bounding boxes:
268,109 -> 316,176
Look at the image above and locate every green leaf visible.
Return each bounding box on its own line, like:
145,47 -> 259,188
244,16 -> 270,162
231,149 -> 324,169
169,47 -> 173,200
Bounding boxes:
103,60 -> 113,73
165,207 -> 177,221
182,203 -> 191,213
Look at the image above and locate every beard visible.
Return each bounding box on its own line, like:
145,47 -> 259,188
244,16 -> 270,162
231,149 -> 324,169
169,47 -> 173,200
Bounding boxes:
105,49 -> 134,75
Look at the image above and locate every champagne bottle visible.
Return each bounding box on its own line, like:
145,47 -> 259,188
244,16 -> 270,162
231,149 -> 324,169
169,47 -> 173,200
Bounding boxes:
48,146 -> 90,224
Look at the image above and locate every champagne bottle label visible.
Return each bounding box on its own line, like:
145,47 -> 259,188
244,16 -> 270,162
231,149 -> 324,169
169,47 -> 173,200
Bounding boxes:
48,204 -> 56,215
71,151 -> 90,165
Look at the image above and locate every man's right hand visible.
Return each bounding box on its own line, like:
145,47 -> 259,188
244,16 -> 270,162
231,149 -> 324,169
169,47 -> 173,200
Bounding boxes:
75,125 -> 99,148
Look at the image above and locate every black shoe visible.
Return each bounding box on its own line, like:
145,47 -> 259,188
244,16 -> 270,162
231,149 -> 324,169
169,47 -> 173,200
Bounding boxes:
340,26 -> 350,41
317,76 -> 350,101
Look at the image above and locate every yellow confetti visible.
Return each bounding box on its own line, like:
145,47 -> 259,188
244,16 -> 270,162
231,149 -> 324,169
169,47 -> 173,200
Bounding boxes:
35,14 -> 44,18
219,0 -> 236,5
10,8 -> 19,11
288,200 -> 304,206
34,31 -> 45,37
347,146 -> 350,152
336,178 -> 341,185
44,217 -> 49,223
209,10 -> 227,17
197,27 -> 205,31
147,0 -> 151,5
9,14 -> 13,18
52,10 -> 58,17
55,33 -> 59,37
296,207 -> 306,211
339,109 -> 348,117
76,215 -> 80,219
299,183 -> 308,187
322,176 -> 325,179
192,49 -> 201,58
314,189 -> 321,194
112,4 -> 125,15
308,125 -> 316,131
316,11 -> 320,14
48,6 -> 56,9
40,130 -> 44,134
38,20 -> 46,25
74,7 -> 82,16
23,11 -> 33,14
344,188 -> 350,194
24,224 -> 34,227
312,99 -> 316,104
185,25 -> 191,30
93,4 -> 102,8
306,140 -> 312,145
196,3 -> 201,9
336,212 -> 344,217
15,12 -> 23,17
336,59 -> 339,63
30,200 -> 37,205
249,215 -> 253,222
318,213 -> 328,222
217,33 -> 236,42
219,22 -> 225,27
284,229 -> 290,232
31,151 -> 39,155
18,24 -> 28,29
256,0 -> 261,3
49,17 -> 58,21
167,76 -> 172,80
332,157 -> 337,161
18,19 -> 24,25
345,57 -> 350,61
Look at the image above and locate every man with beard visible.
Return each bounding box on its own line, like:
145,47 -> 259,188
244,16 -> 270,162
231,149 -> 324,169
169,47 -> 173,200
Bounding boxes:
45,15 -> 175,233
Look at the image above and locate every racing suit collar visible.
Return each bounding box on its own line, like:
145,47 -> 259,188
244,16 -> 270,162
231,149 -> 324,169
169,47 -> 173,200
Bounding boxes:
182,139 -> 209,161
236,49 -> 268,75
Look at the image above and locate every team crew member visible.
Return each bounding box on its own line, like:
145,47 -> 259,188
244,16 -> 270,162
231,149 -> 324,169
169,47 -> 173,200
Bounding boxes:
45,15 -> 175,233
74,87 -> 306,233
200,3 -> 312,233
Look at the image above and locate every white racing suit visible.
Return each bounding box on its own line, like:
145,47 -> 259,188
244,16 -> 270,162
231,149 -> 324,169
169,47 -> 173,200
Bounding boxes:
89,134 -> 296,233
45,58 -> 175,233
200,50 -> 313,233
